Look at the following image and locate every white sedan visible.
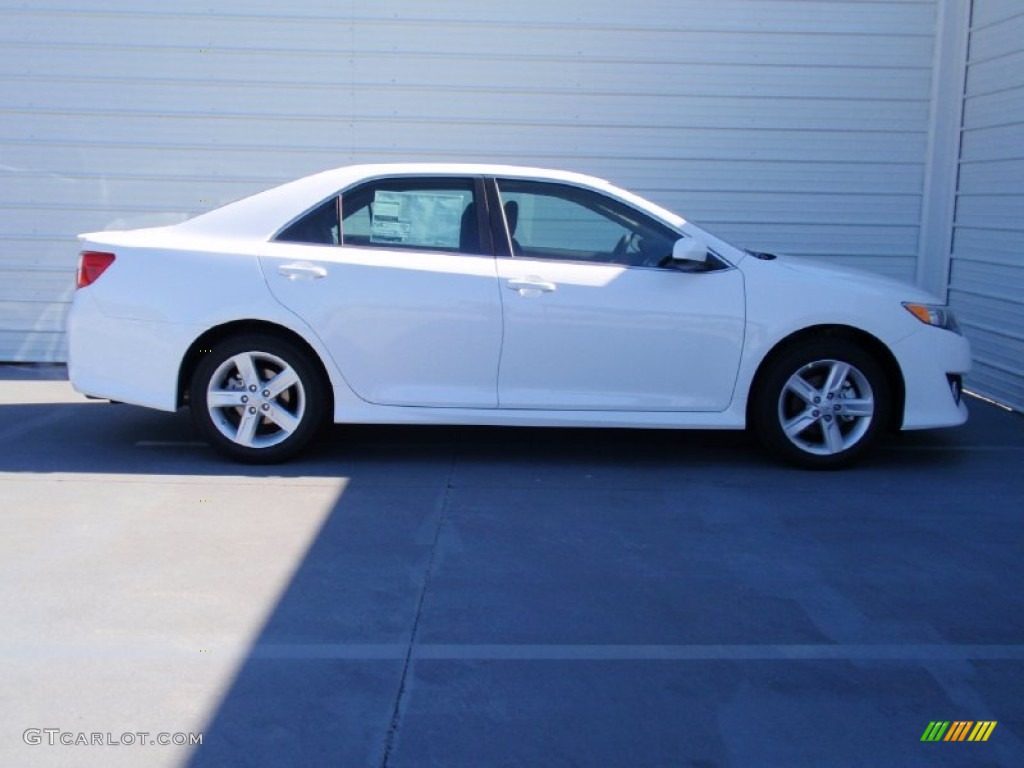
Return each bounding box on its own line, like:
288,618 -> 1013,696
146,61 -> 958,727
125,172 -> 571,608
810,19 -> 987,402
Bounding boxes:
67,164 -> 970,468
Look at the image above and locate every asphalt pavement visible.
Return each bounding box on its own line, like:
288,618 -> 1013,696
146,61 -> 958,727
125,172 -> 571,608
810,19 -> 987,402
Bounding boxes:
0,364 -> 1021,767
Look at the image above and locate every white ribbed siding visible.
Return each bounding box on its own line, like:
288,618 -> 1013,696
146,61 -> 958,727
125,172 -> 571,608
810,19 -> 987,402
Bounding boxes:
2,0 -> 939,361
949,0 -> 1024,410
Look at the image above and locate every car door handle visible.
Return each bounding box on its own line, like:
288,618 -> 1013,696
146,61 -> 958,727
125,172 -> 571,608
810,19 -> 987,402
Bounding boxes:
277,262 -> 327,280
506,277 -> 556,295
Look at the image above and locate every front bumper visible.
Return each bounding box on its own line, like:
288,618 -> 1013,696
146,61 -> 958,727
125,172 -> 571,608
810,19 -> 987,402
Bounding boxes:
892,325 -> 971,430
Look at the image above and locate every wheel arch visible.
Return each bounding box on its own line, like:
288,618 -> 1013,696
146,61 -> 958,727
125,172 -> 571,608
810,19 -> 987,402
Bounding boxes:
746,325 -> 906,432
177,320 -> 334,412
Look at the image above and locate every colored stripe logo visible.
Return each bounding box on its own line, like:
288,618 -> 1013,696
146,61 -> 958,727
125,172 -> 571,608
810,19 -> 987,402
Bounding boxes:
921,721 -> 997,742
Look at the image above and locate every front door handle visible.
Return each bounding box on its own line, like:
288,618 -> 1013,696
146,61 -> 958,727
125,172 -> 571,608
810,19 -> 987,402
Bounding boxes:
506,277 -> 556,295
278,262 -> 327,280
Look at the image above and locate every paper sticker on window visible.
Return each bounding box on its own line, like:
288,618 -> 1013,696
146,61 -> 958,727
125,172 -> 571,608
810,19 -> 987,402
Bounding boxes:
370,190 -> 465,248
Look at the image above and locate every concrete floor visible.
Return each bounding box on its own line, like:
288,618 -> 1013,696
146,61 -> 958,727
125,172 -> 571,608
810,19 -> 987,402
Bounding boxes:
0,365 -> 1021,767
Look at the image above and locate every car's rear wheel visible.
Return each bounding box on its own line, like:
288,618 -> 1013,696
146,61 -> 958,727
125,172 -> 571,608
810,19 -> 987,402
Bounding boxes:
752,338 -> 890,469
190,334 -> 327,463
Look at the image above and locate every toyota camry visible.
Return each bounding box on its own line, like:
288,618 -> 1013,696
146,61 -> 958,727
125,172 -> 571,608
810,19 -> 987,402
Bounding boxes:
67,164 -> 970,468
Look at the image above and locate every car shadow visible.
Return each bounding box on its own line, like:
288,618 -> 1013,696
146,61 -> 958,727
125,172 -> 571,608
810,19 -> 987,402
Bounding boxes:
0,364 -> 1000,477
0,393 -> 990,478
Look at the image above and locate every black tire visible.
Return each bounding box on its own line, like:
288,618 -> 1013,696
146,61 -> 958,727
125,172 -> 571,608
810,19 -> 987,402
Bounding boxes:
190,333 -> 327,463
751,338 -> 890,469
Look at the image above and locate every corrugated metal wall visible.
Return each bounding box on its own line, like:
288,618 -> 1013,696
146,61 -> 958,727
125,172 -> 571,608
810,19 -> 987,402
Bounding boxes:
3,0 -> 938,362
949,0 -> 1024,410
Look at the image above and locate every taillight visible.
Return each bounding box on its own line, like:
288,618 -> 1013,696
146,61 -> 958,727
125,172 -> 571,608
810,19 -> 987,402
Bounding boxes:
77,251 -> 116,289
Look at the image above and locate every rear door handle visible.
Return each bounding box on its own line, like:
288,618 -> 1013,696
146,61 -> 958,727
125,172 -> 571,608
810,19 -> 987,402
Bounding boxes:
506,277 -> 556,295
278,262 -> 327,280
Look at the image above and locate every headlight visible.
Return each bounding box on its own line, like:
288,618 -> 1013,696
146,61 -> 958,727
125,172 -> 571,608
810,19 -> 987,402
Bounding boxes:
903,302 -> 961,334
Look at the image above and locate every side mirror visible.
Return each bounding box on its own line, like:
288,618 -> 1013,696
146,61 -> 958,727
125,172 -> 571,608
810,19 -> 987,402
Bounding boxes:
671,238 -> 708,265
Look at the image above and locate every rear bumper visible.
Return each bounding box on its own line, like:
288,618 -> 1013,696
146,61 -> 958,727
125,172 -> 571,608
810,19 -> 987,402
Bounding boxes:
67,291 -> 198,412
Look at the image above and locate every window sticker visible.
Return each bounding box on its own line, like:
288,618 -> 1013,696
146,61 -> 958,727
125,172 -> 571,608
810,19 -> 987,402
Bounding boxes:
370,190 -> 465,248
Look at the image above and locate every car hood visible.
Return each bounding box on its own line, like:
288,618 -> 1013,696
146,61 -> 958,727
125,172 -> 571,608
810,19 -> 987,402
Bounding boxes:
750,253 -> 941,304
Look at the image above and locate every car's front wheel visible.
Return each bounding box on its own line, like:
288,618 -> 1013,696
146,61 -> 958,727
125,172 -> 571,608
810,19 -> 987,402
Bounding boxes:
190,334 -> 327,463
752,338 -> 891,469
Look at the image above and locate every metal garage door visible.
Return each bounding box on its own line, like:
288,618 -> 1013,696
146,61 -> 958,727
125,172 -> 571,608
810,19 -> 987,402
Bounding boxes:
2,0 -> 941,362
949,0 -> 1024,410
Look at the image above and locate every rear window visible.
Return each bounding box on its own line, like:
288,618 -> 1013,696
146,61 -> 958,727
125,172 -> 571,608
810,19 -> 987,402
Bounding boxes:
340,178 -> 481,254
274,197 -> 340,245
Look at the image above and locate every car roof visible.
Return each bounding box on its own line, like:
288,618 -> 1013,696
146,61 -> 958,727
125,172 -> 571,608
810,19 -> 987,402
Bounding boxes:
296,163 -> 614,192
171,163 -> 617,241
